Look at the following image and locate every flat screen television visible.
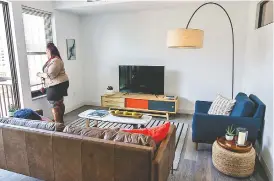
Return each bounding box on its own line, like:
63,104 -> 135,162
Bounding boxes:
119,65 -> 165,94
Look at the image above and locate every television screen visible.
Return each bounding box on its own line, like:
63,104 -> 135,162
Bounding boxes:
119,65 -> 165,95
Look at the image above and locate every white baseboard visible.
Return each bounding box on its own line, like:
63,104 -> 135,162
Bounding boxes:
65,103 -> 85,114
84,101 -> 101,107
258,154 -> 273,181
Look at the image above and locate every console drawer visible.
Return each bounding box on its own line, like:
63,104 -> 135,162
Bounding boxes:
102,102 -> 125,108
125,98 -> 148,109
102,97 -> 124,103
148,101 -> 175,112
101,97 -> 125,108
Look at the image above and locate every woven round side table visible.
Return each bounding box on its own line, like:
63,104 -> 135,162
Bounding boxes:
212,141 -> 256,177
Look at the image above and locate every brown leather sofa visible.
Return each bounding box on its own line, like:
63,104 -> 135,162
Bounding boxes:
0,122 -> 176,181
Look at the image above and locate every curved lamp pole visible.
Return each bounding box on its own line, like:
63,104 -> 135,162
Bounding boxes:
167,2 -> 235,98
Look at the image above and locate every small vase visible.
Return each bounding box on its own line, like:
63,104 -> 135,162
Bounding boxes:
225,134 -> 234,141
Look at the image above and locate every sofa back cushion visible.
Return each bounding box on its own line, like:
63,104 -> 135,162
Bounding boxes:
249,94 -> 266,119
63,125 -> 119,139
231,92 -> 255,117
0,118 -> 64,132
63,125 -> 156,150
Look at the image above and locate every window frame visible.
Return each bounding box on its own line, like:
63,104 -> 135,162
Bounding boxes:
256,0 -> 273,29
21,6 -> 53,98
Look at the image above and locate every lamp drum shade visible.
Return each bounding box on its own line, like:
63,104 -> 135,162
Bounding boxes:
167,28 -> 204,48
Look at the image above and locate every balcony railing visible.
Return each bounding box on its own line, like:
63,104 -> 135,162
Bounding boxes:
0,81 -> 15,117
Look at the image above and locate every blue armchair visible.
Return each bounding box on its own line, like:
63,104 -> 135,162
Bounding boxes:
192,93 -> 265,149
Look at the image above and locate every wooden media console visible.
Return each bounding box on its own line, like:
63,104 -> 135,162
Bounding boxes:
101,92 -> 178,119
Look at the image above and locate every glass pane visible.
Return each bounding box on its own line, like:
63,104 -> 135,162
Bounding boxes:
0,3 -> 12,81
22,13 -> 46,52
27,54 -> 47,87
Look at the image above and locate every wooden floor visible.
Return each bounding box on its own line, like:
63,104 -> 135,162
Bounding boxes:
0,106 -> 269,181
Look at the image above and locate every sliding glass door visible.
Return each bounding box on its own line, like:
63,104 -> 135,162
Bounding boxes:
0,1 -> 20,116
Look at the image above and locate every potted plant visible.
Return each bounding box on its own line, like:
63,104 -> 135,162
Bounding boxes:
225,125 -> 235,141
106,86 -> 115,95
8,104 -> 17,117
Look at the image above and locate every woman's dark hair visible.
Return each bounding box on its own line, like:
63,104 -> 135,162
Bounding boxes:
46,42 -> 62,59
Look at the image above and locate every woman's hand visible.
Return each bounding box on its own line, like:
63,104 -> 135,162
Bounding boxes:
36,72 -> 42,77
37,72 -> 47,78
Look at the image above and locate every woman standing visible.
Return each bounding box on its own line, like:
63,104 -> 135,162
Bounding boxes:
37,43 -> 69,123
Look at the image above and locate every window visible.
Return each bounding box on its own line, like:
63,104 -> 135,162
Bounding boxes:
0,2 -> 21,114
0,4 -> 11,79
257,1 -> 273,28
22,6 -> 53,98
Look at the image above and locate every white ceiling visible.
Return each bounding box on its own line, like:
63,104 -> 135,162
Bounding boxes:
53,1 -> 192,15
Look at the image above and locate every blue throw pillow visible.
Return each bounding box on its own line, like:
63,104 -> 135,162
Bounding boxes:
14,108 -> 41,120
231,93 -> 255,117
235,92 -> 247,100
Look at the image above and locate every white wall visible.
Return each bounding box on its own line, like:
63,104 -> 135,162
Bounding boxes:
242,1 -> 273,179
10,1 -> 84,117
54,11 -> 84,113
80,1 -> 249,113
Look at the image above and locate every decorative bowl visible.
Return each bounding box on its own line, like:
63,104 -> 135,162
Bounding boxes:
105,90 -> 115,95
110,110 -> 143,119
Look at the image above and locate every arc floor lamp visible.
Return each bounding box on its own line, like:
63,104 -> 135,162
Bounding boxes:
167,2 -> 235,98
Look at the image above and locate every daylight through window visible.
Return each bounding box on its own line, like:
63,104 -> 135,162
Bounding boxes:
22,6 -> 53,97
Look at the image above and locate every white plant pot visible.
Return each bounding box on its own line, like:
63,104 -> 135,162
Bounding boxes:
225,134 -> 234,141
8,111 -> 14,117
105,90 -> 115,95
